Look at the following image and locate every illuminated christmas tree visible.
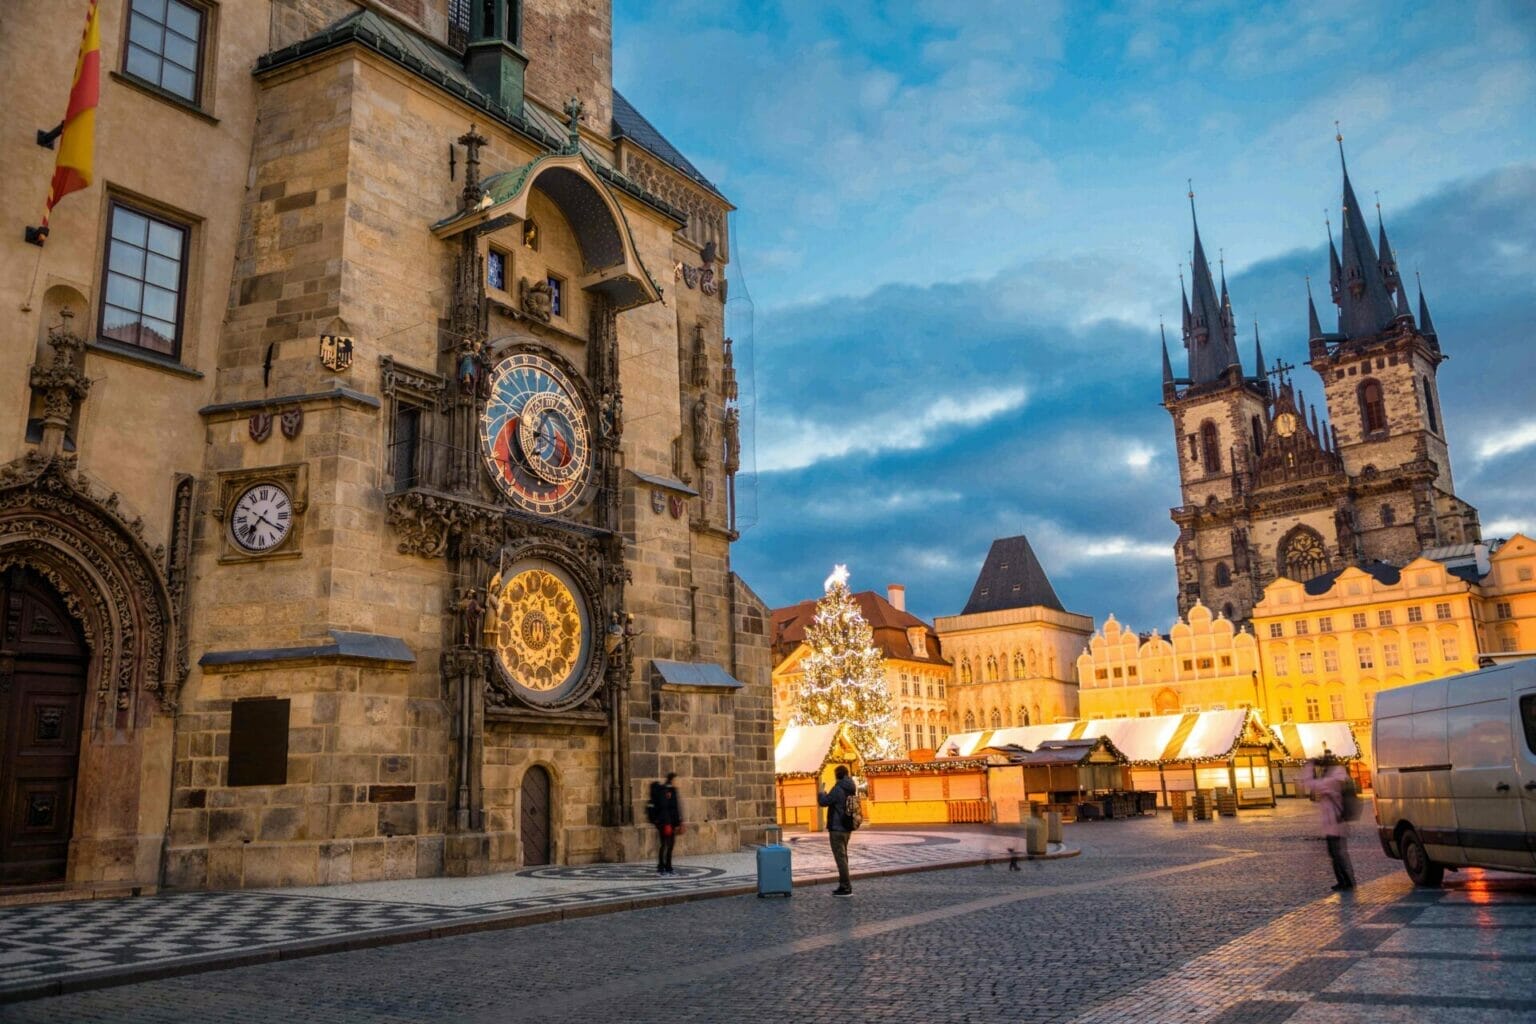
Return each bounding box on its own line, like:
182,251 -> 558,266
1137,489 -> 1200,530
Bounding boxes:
791,564 -> 899,759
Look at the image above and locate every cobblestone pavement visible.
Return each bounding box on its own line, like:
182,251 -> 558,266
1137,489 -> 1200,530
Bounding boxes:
4,802 -> 1533,1023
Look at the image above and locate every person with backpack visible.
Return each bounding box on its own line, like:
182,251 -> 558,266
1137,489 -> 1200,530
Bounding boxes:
816,764 -> 859,897
647,772 -> 683,876
1295,755 -> 1357,892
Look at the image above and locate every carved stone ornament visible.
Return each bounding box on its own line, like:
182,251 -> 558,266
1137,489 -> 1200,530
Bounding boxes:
519,277 -> 553,322
280,406 -> 304,440
384,490 -> 500,560
484,540 -> 607,713
669,495 -> 684,519
28,310 -> 91,454
319,334 -> 354,372
0,452 -> 184,717
691,396 -> 712,467
650,489 -> 665,515
249,412 -> 273,443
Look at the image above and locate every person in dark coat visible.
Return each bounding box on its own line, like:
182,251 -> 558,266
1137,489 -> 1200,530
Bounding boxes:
650,772 -> 682,876
816,765 -> 857,897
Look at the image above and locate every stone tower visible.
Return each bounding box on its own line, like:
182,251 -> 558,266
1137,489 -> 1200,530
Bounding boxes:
1165,145 -> 1479,626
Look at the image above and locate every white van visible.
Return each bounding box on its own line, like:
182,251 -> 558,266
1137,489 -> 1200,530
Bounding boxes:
1372,661 -> 1536,885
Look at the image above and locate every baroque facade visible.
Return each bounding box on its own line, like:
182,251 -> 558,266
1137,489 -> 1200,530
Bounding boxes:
1165,146 -> 1480,627
1,0 -> 772,894
770,585 -> 951,757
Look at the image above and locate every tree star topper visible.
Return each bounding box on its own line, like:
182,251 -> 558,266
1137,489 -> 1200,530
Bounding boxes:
824,563 -> 850,593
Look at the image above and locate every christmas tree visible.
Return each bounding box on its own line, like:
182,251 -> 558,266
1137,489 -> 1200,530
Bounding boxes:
791,565 -> 899,759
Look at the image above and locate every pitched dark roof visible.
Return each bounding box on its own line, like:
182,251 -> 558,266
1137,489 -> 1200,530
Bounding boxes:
961,536 -> 1064,615
1302,560 -> 1401,595
770,591 -> 947,667
612,91 -> 722,198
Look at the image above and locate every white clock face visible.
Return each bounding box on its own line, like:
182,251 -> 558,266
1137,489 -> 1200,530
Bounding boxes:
231,483 -> 293,553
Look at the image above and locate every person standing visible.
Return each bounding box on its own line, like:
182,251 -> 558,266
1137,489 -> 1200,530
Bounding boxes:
650,772 -> 682,876
1295,756 -> 1356,891
817,765 -> 857,897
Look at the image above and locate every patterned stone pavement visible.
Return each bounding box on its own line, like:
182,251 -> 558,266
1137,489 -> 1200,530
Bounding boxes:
3,803 -> 1532,1023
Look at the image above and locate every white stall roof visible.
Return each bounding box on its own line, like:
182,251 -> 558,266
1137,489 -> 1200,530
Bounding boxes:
1271,721 -> 1360,761
982,723 -> 1075,751
944,709 -> 1278,766
774,723 -> 844,776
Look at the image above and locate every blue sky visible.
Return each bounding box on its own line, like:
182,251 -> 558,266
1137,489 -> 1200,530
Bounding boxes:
613,1 -> 1536,632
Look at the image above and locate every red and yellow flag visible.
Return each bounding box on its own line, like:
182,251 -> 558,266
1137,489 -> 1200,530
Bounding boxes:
38,0 -> 102,241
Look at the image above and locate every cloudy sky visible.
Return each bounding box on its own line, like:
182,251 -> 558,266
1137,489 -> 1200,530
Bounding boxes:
613,0 -> 1536,632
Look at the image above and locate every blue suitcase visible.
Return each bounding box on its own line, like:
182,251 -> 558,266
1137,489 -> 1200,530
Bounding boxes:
756,843 -> 792,897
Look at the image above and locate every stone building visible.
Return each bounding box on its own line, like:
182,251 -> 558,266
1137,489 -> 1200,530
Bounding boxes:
1076,602 -> 1262,720
770,584 -> 951,756
935,536 -> 1089,730
0,0 -> 772,894
1164,145 -> 1480,626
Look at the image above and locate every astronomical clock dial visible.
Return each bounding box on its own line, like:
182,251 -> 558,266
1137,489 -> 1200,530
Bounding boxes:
1274,412 -> 1299,437
230,482 -> 294,553
488,562 -> 594,708
480,351 -> 593,515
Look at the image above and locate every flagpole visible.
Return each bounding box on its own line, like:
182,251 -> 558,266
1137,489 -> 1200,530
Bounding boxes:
25,0 -> 101,247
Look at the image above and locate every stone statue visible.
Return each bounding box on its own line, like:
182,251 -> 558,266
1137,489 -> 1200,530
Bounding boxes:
691,323 -> 708,388
600,389 -> 623,439
520,277 -> 553,322
691,396 -> 711,467
722,407 -> 740,473
452,587 -> 485,647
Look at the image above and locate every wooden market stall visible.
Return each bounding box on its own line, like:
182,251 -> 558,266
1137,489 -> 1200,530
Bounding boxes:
773,723 -> 863,829
862,750 -> 993,825
1268,721 -> 1364,796
984,737 -> 1133,823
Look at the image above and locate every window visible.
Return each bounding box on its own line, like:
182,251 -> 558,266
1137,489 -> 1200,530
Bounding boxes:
1412,639 -> 1429,665
1305,696 -> 1321,722
1197,657 -> 1213,670
1113,667 -> 1123,678
1095,668 -> 1108,681
1329,693 -> 1345,719
929,725 -> 938,748
903,725 -> 912,751
1269,623 -> 1284,638
546,274 -> 564,316
1181,659 -> 1194,671
1378,610 -> 1394,627
1435,602 -> 1452,620
1273,654 -> 1289,676
1381,503 -> 1396,527
1359,379 -> 1387,433
1422,377 -> 1439,434
1298,651 -> 1314,674
964,711 -> 975,730
1503,636 -> 1518,653
1323,650 -> 1339,672
1352,613 -> 1367,629
1200,421 -> 1221,473
1357,646 -> 1374,669
487,248 -> 507,292
937,680 -> 945,697
1383,642 -> 1399,668
1318,616 -> 1333,633
391,406 -> 421,490
1295,620 -> 1309,636
1496,602 -> 1513,620
1018,707 -> 1030,726
1280,703 -> 1294,723
900,677 -> 908,696
1407,606 -> 1423,623
1441,637 -> 1459,661
124,0 -> 207,104
1251,414 -> 1263,454
100,201 -> 188,357
1278,527 -> 1329,583
990,709 -> 1002,729
926,682 -> 935,699
1215,562 -> 1231,587
1219,656 -> 1231,668
1128,666 -> 1139,677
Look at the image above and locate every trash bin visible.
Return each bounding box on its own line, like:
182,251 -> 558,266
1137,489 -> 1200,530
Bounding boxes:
1024,817 -> 1047,855
1046,811 -> 1062,844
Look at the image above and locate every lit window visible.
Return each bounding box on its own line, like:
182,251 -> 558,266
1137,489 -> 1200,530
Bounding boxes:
1378,610 -> 1394,627
487,249 -> 507,291
1383,643 -> 1399,667
1273,654 -> 1289,676
1219,656 -> 1230,668
1412,640 -> 1429,665
1305,697 -> 1321,722
1357,647 -> 1374,669
1295,620 -> 1309,636
1441,637 -> 1459,660
1280,703 -> 1294,722
125,0 -> 207,104
1298,651 -> 1314,673
1352,613 -> 1368,629
100,201 -> 188,358
926,683 -> 935,699
1269,623 -> 1284,638
1182,659 -> 1193,671
1407,606 -> 1423,623
1318,617 -> 1333,633
1329,693 -> 1344,720
1435,603 -> 1452,620
900,678 -> 908,696
1323,650 -> 1339,672
1095,669 -> 1108,680
929,725 -> 938,747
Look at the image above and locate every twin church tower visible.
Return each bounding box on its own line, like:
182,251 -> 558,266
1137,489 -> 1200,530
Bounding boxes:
1163,141 -> 1480,625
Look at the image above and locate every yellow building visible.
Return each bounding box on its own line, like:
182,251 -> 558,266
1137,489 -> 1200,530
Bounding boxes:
1481,533 -> 1536,656
1250,558 -> 1483,765
1077,601 -> 1262,719
771,585 -> 951,755
935,536 -> 1090,730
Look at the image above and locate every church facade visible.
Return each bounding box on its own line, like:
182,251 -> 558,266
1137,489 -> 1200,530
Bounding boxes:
1,0 -> 772,894
1164,147 -> 1480,626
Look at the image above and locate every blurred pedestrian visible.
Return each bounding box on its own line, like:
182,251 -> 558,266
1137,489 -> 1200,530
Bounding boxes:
1296,756 -> 1356,891
649,772 -> 682,876
816,765 -> 858,897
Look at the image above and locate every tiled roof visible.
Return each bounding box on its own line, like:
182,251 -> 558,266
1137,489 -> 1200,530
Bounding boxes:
960,536 -> 1064,615
1301,560 -> 1401,595
770,591 -> 947,667
612,90 -> 722,197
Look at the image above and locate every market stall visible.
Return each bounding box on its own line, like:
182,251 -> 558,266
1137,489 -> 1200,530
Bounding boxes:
773,723 -> 863,829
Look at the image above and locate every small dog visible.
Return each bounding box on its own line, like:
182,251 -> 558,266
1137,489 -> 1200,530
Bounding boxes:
1007,847 -> 1021,871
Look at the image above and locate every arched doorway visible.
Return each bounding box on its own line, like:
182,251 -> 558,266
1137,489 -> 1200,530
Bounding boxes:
519,765 -> 552,866
0,567 -> 88,885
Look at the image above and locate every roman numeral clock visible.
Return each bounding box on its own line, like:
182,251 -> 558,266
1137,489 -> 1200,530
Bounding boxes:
478,348 -> 604,711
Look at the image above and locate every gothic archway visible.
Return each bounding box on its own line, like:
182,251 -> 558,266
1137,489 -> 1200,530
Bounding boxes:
1277,526 -> 1330,584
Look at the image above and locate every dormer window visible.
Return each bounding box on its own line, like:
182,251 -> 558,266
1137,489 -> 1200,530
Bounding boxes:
907,627 -> 927,659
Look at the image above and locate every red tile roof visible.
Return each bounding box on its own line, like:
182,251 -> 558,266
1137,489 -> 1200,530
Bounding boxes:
770,590 -> 949,667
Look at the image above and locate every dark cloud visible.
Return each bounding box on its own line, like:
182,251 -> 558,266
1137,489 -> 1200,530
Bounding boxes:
732,165 -> 1536,633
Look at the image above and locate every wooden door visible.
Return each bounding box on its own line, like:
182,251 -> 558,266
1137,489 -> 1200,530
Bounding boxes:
519,765 -> 551,866
1,568 -> 88,886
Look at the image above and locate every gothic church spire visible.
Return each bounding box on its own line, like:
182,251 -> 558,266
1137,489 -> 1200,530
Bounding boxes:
1182,186 -> 1242,385
1333,131 -> 1399,339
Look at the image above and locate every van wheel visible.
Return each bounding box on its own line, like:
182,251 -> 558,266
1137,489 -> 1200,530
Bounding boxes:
1401,828 -> 1444,887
